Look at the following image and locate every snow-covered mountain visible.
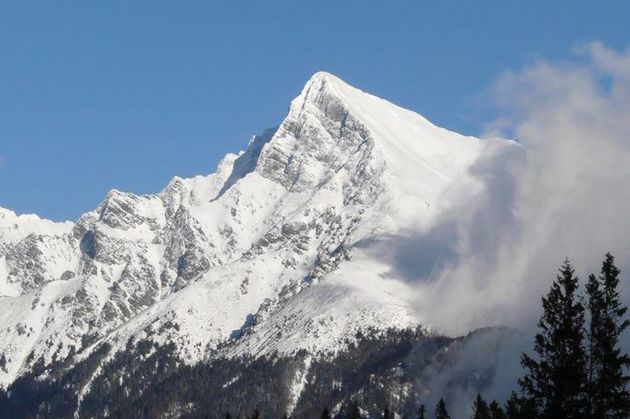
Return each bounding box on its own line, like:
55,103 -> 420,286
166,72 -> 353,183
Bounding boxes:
0,72 -> 509,393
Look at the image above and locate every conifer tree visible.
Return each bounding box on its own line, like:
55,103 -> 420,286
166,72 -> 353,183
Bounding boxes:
587,253 -> 630,418
506,385 -> 539,418
588,269 -> 604,416
504,392 -> 520,419
489,400 -> 506,419
434,399 -> 450,419
472,393 -> 491,419
519,259 -> 588,418
320,407 -> 332,419
417,404 -> 426,419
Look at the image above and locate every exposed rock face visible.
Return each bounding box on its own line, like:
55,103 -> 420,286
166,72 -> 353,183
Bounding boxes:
0,72 -> 510,389
257,73 -> 378,198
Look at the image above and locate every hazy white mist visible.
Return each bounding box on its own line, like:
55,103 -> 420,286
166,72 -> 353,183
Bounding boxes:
376,42 -> 630,415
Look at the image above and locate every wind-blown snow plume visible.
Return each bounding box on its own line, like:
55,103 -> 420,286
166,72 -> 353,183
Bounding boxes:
388,42 -> 630,336
373,42 -> 630,417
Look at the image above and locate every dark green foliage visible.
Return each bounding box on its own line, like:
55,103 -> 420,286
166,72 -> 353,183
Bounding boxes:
504,392 -> 519,419
504,391 -> 535,419
587,253 -> 630,418
382,404 -> 393,419
0,328 -> 458,418
519,259 -> 588,419
320,407 -> 332,419
0,342 -> 111,419
472,393 -> 491,419
434,398 -> 450,419
294,327 -> 449,417
488,400 -> 506,419
417,404 -> 426,419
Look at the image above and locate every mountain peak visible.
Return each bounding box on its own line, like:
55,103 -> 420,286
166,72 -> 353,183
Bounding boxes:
291,71 -> 357,111
302,71 -> 348,91
305,70 -> 342,84
255,70 -> 485,204
0,71 -> 514,394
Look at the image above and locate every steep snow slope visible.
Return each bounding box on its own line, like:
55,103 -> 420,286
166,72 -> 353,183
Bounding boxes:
0,72 -> 501,388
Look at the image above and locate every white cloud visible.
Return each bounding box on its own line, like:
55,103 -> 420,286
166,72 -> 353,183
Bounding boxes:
384,42 -> 630,336
581,41 -> 630,80
376,42 -> 630,412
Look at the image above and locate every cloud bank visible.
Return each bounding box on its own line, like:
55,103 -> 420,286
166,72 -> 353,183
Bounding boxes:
372,42 -> 630,414
386,42 -> 630,336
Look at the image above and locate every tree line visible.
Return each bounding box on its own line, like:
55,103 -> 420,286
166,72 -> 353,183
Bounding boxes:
409,253 -> 628,418
225,253 -> 629,419
1,254 -> 627,418
514,253 -> 630,418
419,253 -> 630,419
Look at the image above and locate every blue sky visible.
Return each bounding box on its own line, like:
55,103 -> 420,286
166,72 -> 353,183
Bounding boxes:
1,1 -> 628,221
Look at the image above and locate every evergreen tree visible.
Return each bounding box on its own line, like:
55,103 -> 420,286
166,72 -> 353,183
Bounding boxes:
504,393 -> 518,419
434,399 -> 450,419
519,259 -> 588,418
587,253 -> 630,418
417,404 -> 426,419
472,393 -> 491,419
504,391 -> 537,419
320,407 -> 332,419
588,270 -> 604,416
489,400 -> 506,419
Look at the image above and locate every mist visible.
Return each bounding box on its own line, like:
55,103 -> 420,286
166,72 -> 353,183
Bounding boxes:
384,42 -> 630,335
375,42 -> 630,414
